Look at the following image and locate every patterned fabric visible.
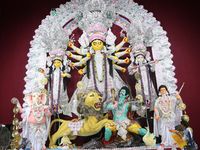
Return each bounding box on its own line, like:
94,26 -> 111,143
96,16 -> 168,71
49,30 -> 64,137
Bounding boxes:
67,120 -> 83,135
28,123 -> 47,149
51,67 -> 70,115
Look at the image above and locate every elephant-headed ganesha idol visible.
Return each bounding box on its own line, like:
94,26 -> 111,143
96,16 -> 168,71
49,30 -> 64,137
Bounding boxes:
12,90 -> 51,150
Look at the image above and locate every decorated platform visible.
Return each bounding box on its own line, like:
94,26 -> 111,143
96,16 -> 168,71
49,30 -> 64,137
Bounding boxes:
25,145 -> 180,150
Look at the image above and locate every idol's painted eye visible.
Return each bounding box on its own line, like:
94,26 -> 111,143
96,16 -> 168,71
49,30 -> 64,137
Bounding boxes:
98,42 -> 101,45
89,94 -> 94,97
93,42 -> 97,45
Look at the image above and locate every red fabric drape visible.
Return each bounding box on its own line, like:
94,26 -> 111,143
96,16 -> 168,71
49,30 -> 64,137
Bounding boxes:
0,0 -> 199,146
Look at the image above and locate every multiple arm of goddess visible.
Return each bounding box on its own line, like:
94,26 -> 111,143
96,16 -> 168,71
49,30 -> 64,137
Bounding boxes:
66,37 -> 130,74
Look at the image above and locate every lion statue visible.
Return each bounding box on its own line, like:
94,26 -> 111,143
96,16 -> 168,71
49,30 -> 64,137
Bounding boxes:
49,89 -> 114,148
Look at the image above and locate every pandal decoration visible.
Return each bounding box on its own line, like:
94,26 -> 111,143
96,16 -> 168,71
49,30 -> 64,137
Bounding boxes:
22,0 -> 185,148
10,97 -> 20,149
49,146 -> 179,150
25,0 -> 177,104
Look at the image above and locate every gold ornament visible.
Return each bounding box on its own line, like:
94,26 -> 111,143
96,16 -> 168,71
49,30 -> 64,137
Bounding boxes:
134,72 -> 140,80
12,130 -> 19,138
12,138 -> 18,143
136,94 -> 143,103
182,114 -> 189,122
135,83 -> 142,91
15,126 -> 18,130
178,103 -> 186,110
13,125 -> 18,131
12,118 -> 19,126
41,88 -> 47,94
13,107 -> 19,114
40,77 -> 48,85
77,81 -> 86,90
11,98 -> 20,148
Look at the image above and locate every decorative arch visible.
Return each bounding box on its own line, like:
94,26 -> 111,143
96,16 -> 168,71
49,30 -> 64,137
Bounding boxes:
24,0 -> 177,108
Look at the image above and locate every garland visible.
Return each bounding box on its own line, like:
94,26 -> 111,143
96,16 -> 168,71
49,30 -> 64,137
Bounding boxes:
158,96 -> 172,116
51,69 -> 62,114
32,104 -> 44,124
91,53 -> 107,102
91,54 -> 100,93
93,54 -> 105,82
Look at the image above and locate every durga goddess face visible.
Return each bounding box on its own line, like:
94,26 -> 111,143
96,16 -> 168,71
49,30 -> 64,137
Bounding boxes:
91,39 -> 104,51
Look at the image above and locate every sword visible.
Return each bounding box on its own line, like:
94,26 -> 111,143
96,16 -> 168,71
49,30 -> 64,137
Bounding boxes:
105,98 -> 140,106
124,98 -> 140,104
175,82 -> 185,109
171,82 -> 185,95
178,82 -> 185,94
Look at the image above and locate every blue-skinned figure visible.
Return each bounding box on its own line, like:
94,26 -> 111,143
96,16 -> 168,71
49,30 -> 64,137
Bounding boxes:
105,86 -> 147,141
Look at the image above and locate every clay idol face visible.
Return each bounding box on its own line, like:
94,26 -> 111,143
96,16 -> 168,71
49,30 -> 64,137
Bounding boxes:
91,40 -> 103,51
54,60 -> 62,68
160,87 -> 167,95
136,54 -> 144,62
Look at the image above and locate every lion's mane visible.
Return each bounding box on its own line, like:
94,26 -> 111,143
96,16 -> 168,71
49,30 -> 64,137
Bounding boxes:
77,89 -> 103,121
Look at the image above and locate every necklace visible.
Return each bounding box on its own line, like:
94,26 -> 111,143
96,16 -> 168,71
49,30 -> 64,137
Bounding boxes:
93,54 -> 105,82
35,101 -> 43,108
91,53 -> 108,102
158,96 -> 172,116
32,104 -> 44,124
115,103 -> 127,118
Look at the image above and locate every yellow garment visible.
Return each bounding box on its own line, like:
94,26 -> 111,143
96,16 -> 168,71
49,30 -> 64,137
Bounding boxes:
105,124 -> 117,132
106,121 -> 142,134
172,134 -> 187,148
126,121 -> 141,134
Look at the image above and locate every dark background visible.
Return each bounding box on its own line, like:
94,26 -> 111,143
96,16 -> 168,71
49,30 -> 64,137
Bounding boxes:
0,0 -> 199,147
